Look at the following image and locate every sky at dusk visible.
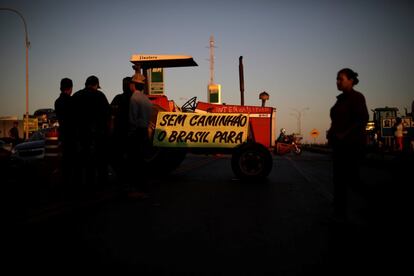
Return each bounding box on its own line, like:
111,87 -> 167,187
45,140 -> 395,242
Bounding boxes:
1,0 -> 413,143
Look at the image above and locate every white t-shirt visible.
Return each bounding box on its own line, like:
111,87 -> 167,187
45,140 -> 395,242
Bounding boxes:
129,90 -> 153,131
394,123 -> 403,138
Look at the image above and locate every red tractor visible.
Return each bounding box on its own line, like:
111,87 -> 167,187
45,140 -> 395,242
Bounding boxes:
131,54 -> 277,179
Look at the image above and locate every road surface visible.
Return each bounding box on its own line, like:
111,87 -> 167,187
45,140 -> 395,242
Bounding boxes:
6,151 -> 407,275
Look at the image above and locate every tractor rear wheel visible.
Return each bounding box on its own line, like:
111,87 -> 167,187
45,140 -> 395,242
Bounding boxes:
231,142 -> 273,180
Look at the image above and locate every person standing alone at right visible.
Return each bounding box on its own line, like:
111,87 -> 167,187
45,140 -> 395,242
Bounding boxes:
327,68 -> 369,223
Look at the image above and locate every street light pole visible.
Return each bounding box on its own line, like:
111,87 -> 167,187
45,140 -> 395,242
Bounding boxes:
1,8 -> 30,140
290,107 -> 309,135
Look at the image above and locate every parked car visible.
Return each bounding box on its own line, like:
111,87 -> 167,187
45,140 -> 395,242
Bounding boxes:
11,139 -> 45,162
10,128 -> 55,162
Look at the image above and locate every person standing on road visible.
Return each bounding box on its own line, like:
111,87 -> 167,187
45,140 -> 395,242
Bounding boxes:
127,72 -> 153,199
411,99 -> 414,116
327,68 -> 369,222
411,100 -> 414,151
9,121 -> 20,146
393,117 -> 404,152
110,76 -> 133,186
277,128 -> 288,143
72,75 -> 111,191
55,78 -> 76,189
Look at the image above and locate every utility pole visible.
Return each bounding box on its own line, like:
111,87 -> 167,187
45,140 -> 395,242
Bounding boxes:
1,8 -> 30,140
209,35 -> 215,85
290,107 -> 309,135
239,56 -> 244,106
207,35 -> 221,104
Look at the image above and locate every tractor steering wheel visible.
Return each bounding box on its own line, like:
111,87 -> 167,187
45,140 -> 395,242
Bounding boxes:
181,96 -> 197,112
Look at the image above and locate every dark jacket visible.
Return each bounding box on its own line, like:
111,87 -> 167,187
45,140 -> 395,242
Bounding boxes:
55,92 -> 74,143
328,90 -> 369,147
72,88 -> 111,150
110,90 -> 132,142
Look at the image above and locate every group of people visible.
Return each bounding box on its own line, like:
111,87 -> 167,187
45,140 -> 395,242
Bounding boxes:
51,66 -> 404,221
54,72 -> 153,199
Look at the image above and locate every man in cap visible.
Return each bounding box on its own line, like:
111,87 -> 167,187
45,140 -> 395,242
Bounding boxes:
72,75 -> 111,190
55,78 -> 75,189
127,72 -> 153,198
129,73 -> 152,136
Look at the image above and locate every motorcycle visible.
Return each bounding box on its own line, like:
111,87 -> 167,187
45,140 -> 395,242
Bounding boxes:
274,134 -> 302,155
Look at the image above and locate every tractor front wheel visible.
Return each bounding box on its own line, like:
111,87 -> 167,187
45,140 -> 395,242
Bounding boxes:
231,142 -> 273,180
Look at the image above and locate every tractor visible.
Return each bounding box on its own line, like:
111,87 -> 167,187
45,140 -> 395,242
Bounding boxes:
131,54 -> 277,179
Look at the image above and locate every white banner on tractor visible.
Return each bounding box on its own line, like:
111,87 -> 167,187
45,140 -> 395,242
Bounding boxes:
153,112 -> 249,148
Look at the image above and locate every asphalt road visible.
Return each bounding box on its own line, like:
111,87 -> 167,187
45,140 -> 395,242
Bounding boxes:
5,151 -> 409,275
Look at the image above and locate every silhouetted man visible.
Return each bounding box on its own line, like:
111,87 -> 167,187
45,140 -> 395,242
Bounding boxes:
55,77 -> 75,189
72,75 -> 111,190
9,121 -> 20,146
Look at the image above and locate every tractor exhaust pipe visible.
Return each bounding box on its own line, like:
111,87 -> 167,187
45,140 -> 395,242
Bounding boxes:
239,56 -> 245,106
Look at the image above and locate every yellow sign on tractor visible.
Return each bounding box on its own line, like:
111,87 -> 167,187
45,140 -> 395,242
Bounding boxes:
153,112 -> 249,148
